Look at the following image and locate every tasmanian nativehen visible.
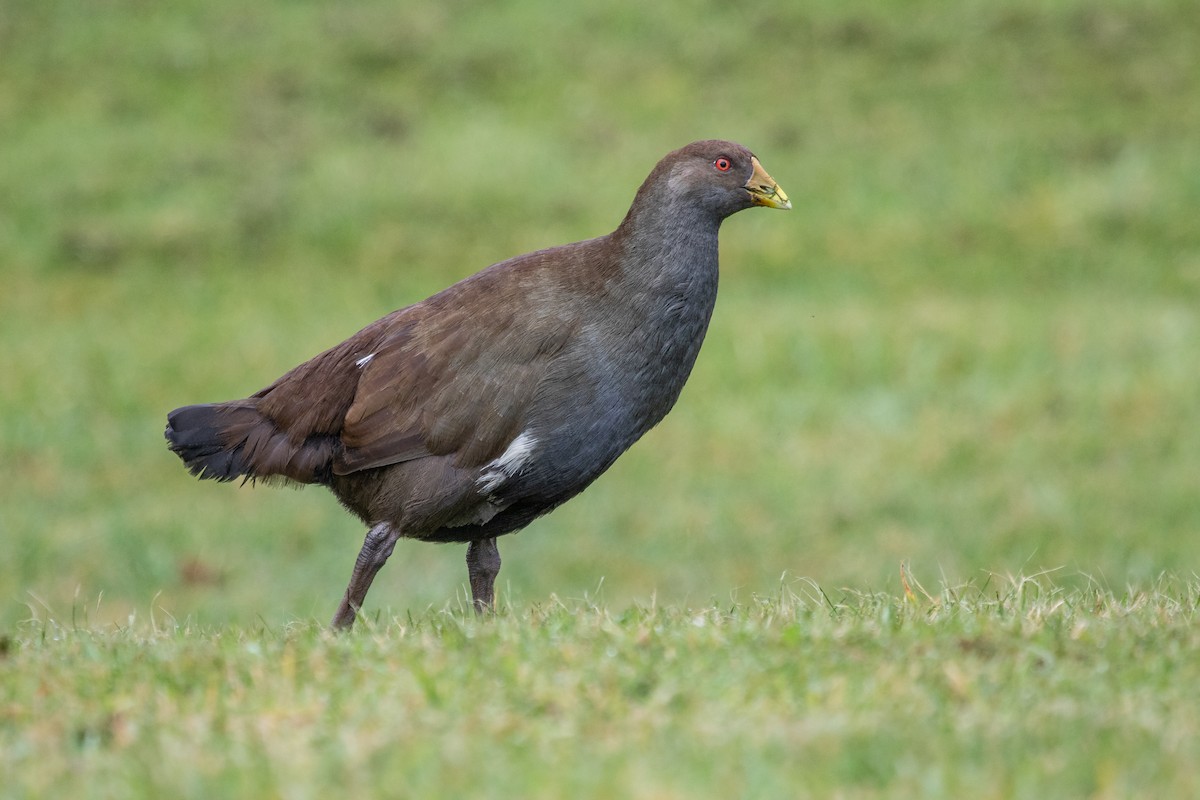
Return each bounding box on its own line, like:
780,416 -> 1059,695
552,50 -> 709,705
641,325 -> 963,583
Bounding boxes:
166,140 -> 790,627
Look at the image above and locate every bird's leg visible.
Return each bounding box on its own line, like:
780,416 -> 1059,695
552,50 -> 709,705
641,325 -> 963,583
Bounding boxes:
331,522 -> 401,630
466,537 -> 501,614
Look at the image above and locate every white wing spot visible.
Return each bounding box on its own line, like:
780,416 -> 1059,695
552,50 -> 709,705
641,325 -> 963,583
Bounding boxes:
355,353 -> 375,368
477,431 -> 537,494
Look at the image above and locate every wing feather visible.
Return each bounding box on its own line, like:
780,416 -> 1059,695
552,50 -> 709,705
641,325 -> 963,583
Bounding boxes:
243,249 -> 584,480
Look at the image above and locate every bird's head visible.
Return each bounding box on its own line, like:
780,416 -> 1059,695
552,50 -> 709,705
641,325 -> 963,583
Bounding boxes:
658,140 -> 791,219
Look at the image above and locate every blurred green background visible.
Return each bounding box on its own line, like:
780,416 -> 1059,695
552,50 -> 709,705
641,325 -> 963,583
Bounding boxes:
2,0 -> 1197,628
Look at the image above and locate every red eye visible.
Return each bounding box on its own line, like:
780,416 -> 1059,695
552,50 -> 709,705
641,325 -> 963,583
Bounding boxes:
714,157 -> 732,172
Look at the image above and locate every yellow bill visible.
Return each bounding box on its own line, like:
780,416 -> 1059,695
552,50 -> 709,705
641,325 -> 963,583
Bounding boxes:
745,156 -> 791,210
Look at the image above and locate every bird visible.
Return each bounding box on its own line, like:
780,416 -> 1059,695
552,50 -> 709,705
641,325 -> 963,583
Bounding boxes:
165,139 -> 790,628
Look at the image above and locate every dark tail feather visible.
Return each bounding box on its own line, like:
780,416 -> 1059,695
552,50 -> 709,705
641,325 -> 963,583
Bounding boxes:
165,402 -> 336,485
165,403 -> 258,482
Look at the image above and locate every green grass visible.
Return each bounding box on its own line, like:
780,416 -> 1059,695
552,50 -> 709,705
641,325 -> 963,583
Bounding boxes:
2,0 -> 1200,794
6,579 -> 1200,798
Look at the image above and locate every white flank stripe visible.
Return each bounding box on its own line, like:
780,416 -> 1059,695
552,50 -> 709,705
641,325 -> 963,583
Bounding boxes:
355,353 -> 375,368
477,431 -> 537,494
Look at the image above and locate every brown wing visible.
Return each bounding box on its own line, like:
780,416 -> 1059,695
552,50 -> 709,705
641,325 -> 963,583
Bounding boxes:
252,316 -> 391,443
239,312 -> 399,482
333,295 -> 575,475
247,243 -> 594,481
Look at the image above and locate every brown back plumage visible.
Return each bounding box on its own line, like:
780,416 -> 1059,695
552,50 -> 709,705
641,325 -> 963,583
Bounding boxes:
166,237 -> 596,489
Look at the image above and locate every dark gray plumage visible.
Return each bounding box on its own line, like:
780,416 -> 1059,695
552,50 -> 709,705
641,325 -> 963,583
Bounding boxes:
165,139 -> 790,626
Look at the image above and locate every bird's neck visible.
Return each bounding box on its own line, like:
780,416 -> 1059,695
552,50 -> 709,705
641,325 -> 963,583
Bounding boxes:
610,197 -> 723,289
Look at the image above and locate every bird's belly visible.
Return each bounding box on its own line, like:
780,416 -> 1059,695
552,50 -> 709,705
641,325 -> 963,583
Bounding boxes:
450,299 -> 715,540
500,364 -> 691,502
